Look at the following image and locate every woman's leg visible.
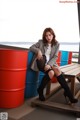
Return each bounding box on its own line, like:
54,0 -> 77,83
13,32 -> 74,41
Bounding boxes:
36,55 -> 46,71
36,56 -> 55,101
37,73 -> 51,101
37,68 -> 54,101
52,66 -> 78,103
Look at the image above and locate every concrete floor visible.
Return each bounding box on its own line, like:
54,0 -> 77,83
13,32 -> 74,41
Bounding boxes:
0,97 -> 79,120
0,82 -> 80,120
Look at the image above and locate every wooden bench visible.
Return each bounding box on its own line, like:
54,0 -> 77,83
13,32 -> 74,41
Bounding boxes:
31,63 -> 80,115
46,63 -> 80,98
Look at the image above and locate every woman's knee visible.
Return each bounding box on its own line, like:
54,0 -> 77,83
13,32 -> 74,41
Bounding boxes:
52,67 -> 61,76
48,70 -> 54,79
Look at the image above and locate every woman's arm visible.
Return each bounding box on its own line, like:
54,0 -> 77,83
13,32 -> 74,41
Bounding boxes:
29,40 -> 41,54
29,40 -> 43,59
47,43 -> 60,66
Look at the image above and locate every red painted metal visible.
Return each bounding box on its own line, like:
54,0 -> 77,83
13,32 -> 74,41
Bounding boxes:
0,48 -> 28,108
68,52 -> 72,64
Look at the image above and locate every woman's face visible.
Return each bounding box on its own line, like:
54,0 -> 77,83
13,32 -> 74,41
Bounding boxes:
45,31 -> 53,44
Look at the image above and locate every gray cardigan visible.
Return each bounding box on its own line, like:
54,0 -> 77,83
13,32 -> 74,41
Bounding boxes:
29,39 -> 60,72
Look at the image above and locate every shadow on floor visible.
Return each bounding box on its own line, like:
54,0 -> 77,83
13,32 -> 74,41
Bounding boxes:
19,107 -> 76,120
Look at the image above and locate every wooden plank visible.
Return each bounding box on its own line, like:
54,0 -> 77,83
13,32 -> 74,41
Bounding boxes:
60,63 -> 80,77
46,83 -> 61,99
70,77 -> 75,96
60,63 -> 79,70
60,63 -> 80,70
64,67 -> 80,76
31,99 -> 80,113
77,76 -> 80,82
60,63 -> 75,69
75,90 -> 80,99
60,64 -> 80,73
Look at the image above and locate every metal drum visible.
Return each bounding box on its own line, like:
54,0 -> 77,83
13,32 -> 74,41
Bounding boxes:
0,48 -> 28,108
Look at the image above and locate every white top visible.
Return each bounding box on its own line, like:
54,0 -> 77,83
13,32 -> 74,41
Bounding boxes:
45,44 -> 51,63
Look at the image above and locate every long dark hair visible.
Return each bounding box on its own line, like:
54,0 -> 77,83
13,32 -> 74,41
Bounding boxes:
42,27 -> 57,46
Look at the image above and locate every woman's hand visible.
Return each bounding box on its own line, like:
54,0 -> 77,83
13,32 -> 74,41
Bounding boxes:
44,64 -> 51,71
37,50 -> 43,60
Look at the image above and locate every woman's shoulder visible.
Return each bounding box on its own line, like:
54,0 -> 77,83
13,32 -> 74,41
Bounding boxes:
55,40 -> 60,46
37,39 -> 44,44
38,39 -> 43,42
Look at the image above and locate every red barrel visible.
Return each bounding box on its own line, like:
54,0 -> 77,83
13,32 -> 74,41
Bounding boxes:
0,48 -> 28,108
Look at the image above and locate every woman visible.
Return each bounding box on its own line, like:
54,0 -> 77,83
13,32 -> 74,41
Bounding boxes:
29,27 -> 78,103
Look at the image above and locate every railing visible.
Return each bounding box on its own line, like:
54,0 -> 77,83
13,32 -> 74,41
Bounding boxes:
72,51 -> 79,63
57,50 -> 79,66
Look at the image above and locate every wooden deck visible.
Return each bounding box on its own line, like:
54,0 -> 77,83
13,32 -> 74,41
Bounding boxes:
31,63 -> 80,115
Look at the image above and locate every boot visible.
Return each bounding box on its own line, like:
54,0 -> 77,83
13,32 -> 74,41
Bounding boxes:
37,74 -> 50,101
57,74 -> 78,103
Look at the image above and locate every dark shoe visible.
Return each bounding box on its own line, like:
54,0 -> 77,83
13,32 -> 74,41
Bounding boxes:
64,92 -> 78,103
37,88 -> 45,101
